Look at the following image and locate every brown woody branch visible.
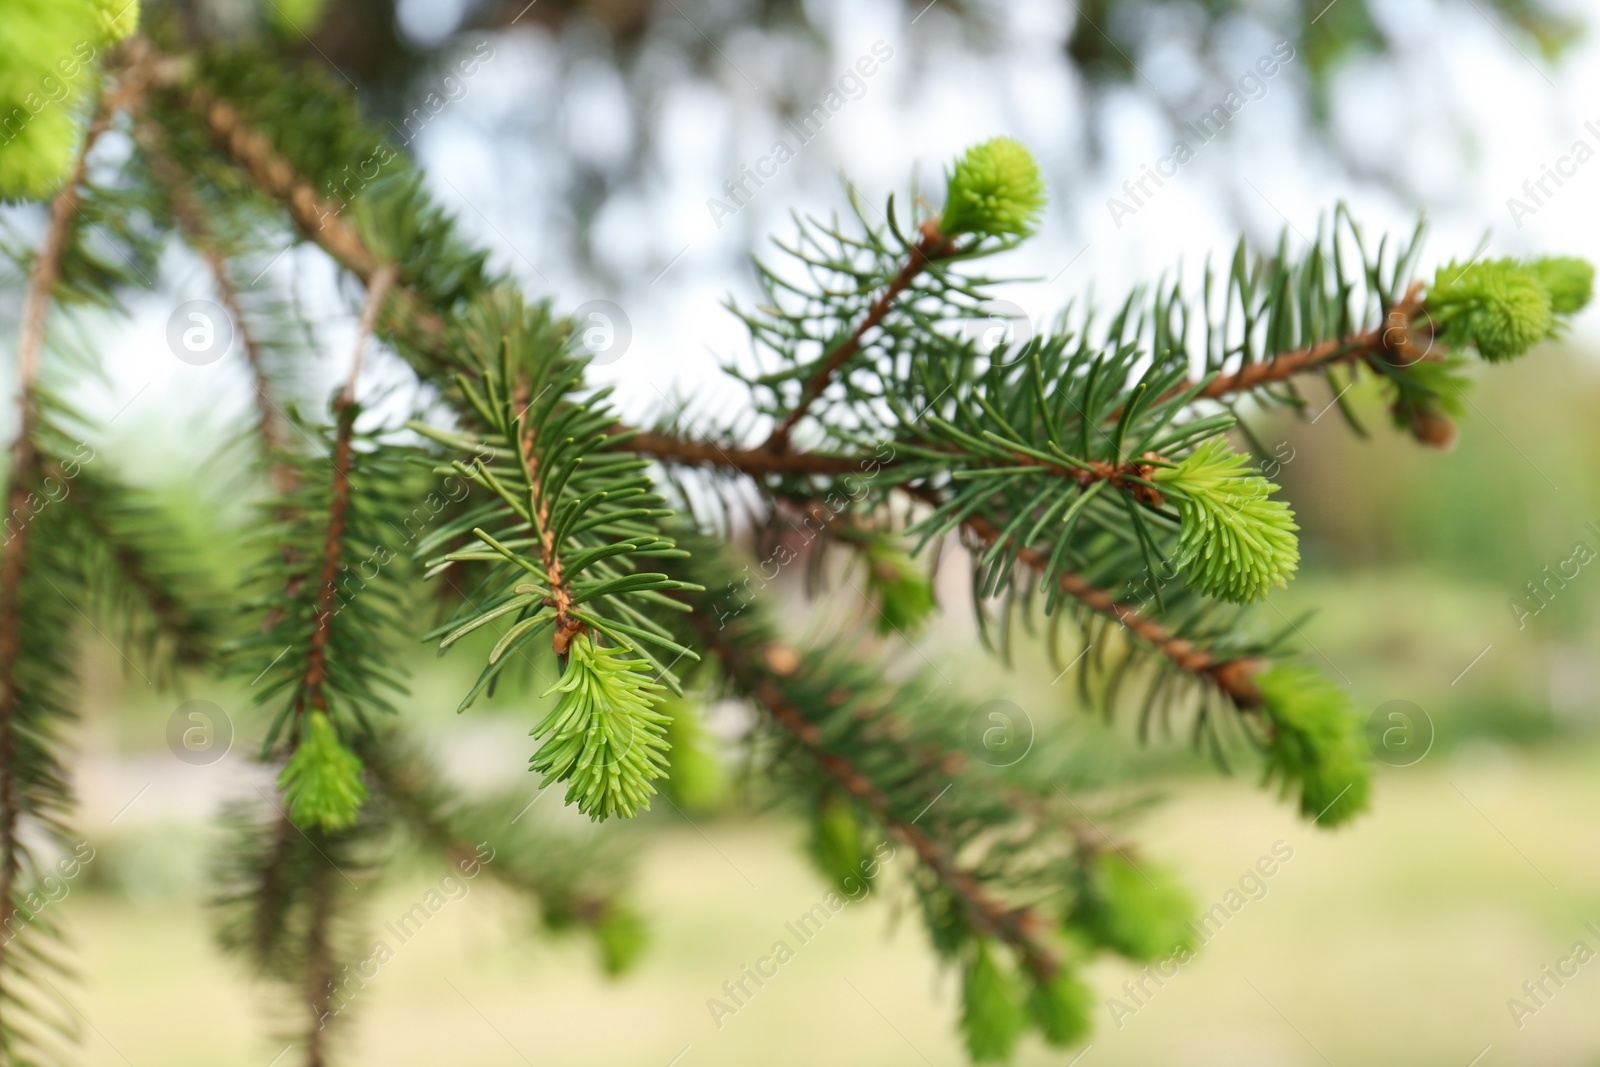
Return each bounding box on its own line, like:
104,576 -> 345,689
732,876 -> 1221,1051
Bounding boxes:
957,508 -> 1263,708
295,266 -> 397,718
1191,283 -> 1429,402
697,620 -> 1062,982
763,223 -> 956,452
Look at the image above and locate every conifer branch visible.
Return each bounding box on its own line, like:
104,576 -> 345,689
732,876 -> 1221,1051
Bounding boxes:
55,470 -> 216,670
764,224 -> 958,451
958,510 -> 1263,707
693,619 -> 1061,982
136,118 -> 292,470
0,94 -> 113,1058
1191,282 -> 1428,402
182,85 -> 379,280
299,266 -> 397,720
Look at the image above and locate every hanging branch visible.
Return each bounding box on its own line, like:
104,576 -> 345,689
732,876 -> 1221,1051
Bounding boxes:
0,93 -> 117,1060
695,619 -> 1062,981
136,118 -> 293,473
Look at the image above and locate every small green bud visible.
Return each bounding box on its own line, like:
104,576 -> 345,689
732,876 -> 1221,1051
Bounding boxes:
0,107 -> 82,203
661,698 -> 728,813
1150,437 -> 1300,603
91,0 -> 139,42
861,536 -> 935,637
594,905 -> 648,976
271,0 -> 330,34
960,941 -> 1029,1063
1027,970 -> 1092,1048
533,632 -> 671,821
1428,259 -> 1553,362
940,137 -> 1046,240
1254,664 -> 1371,827
1071,852 -> 1195,961
278,711 -> 368,831
1529,255 -> 1594,315
809,792 -> 867,895
0,0 -> 116,202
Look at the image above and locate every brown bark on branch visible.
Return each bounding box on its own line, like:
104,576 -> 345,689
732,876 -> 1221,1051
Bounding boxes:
695,619 -> 1063,982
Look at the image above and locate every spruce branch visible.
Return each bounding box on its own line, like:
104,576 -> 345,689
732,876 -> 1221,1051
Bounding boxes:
0,89 -> 115,1065
761,136 -> 1046,451
135,116 -> 293,472
955,508 -> 1266,706
54,464 -> 218,673
763,222 -> 959,451
699,623 -> 1064,984
270,265 -> 397,831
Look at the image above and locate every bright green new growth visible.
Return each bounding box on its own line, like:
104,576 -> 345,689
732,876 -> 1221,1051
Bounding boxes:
1255,664 -> 1371,827
809,792 -> 868,894
960,941 -> 1029,1063
1530,255 -> 1595,315
1151,437 -> 1300,604
861,536 -> 936,636
0,0 -> 137,201
594,906 -> 648,976
92,0 -> 140,42
1071,852 -> 1196,961
1027,971 -> 1093,1048
1428,258 -> 1554,362
278,711 -> 369,831
940,137 -> 1046,239
270,0 -> 331,34
660,699 -> 728,812
533,632 -> 671,821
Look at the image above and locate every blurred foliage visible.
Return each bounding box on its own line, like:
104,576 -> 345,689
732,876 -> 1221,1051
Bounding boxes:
144,0 -> 1584,282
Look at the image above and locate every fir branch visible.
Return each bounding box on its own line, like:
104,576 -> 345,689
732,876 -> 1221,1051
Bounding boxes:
133,46 -> 457,376
1190,281 -> 1427,402
53,464 -> 217,672
619,428 -> 875,477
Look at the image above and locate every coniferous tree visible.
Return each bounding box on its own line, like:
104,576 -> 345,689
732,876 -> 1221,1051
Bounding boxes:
0,3 -> 1593,1064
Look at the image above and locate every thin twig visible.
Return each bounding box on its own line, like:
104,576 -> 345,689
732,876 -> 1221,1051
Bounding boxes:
763,224 -> 955,451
